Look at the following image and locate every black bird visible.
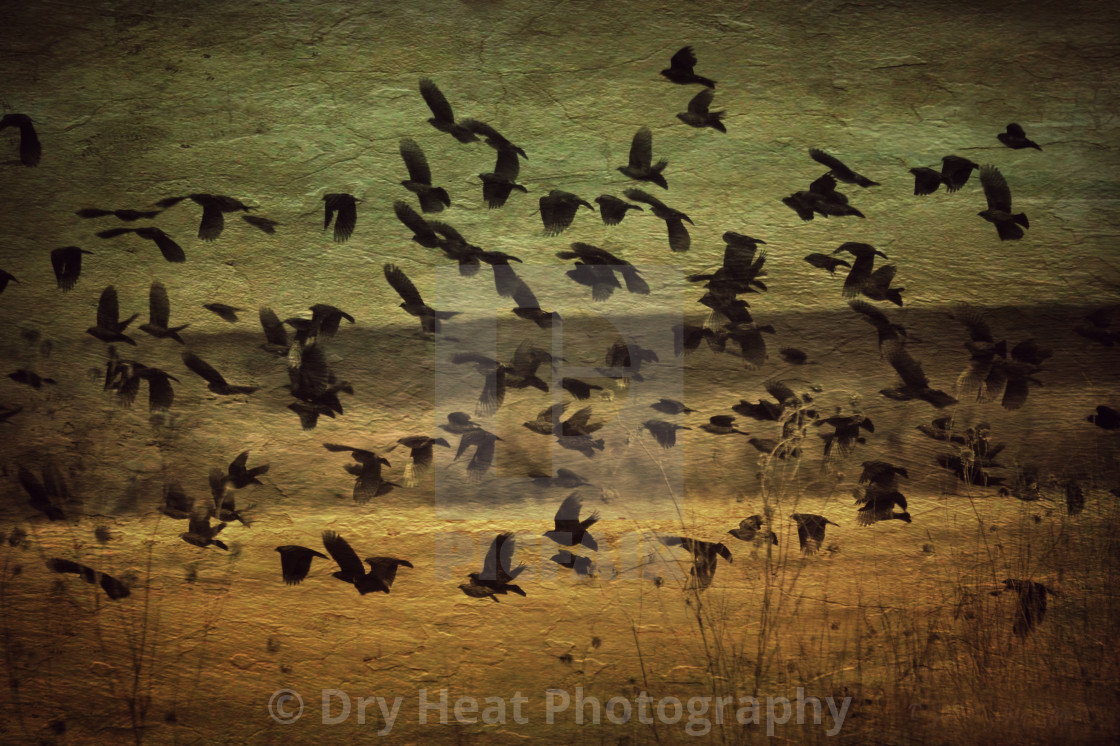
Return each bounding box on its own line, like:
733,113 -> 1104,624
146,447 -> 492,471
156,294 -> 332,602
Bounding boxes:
849,299 -> 907,354
816,414 -> 874,458
511,278 -> 561,329
0,269 -> 17,294
393,199 -> 441,247
624,188 -> 693,252
46,559 -> 129,600
599,337 -> 659,385
400,138 -> 450,213
275,545 -> 328,586
651,398 -> 696,415
804,253 -> 851,275
51,246 -> 93,292
997,123 -> 1041,151
0,405 -> 23,424
323,443 -> 395,503
910,155 -> 979,195
428,221 -> 485,276
529,468 -> 591,489
455,428 -> 501,480
396,435 -> 451,486
728,515 -> 778,544
880,342 -> 957,408
8,369 -> 55,389
543,493 -> 600,551
226,451 -> 269,488
87,286 -> 138,345
998,579 -> 1055,636
323,193 -> 358,243
594,194 -> 643,226
478,145 -> 527,209
478,250 -> 525,298
305,303 -> 354,338
419,78 -> 479,143
643,419 -> 690,449
322,530 -> 412,595
660,46 -> 715,87
0,113 -> 41,166
17,464 -> 68,520
618,126 -> 668,189
383,263 -> 459,334
1089,405 -> 1120,430
203,303 -> 244,322
97,226 -> 186,262
557,242 -> 649,301
551,550 -> 594,576
242,215 -> 279,234
854,478 -> 911,525
688,232 -> 768,295
677,88 -> 726,132
440,411 -> 480,435
540,190 -> 594,236
156,194 -> 251,241
180,508 -> 228,550
138,281 -> 188,343
76,207 -> 162,221
561,377 -> 603,400
790,513 -> 838,555
461,119 -> 527,158
659,536 -> 731,591
181,352 -> 258,395
524,404 -> 605,457
978,165 -> 1029,240
461,533 -> 526,601
833,243 -> 889,300
783,174 -> 864,220
810,148 -> 879,187
701,415 -> 749,436
452,353 -> 511,415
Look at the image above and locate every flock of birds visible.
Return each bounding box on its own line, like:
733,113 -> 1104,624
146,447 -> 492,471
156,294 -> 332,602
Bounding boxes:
2,46 -> 1117,638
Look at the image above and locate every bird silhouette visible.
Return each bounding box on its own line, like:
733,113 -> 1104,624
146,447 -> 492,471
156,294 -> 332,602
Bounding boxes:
323,193 -> 358,242
155,194 -> 251,241
399,138 -> 450,213
910,155 -> 979,195
203,303 -> 243,322
138,281 -> 188,343
677,88 -> 725,132
594,194 -> 643,226
998,579 -> 1055,636
783,174 -> 864,220
651,398 -> 696,415
659,536 -> 731,591
461,119 -> 526,158
478,145 -> 527,209
275,545 -> 328,585
87,286 -> 138,345
321,530 -> 412,595
643,419 -> 690,448
997,123 -> 1041,151
660,46 -> 715,87
728,515 -> 778,544
880,341 -> 957,408
790,513 -> 838,554
618,126 -> 669,189
455,427 -> 501,480
226,451 -> 269,488
809,148 -> 879,187
17,464 -> 68,520
46,558 -> 129,599
461,533 -> 526,600
540,190 -> 594,236
529,468 -> 591,489
1088,405 -> 1120,430
0,113 -> 41,166
849,299 -> 907,354
557,242 -> 649,301
50,247 -> 93,292
97,226 -> 186,262
396,435 -> 450,486
180,508 -> 228,550
76,207 -> 162,221
323,443 -> 395,503
978,165 -> 1029,240
383,263 -> 459,334
543,493 -> 600,550
419,78 -> 479,143
624,188 -> 693,251
803,253 -> 851,275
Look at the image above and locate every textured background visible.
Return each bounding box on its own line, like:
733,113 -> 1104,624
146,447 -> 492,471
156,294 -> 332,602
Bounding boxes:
1,0 -> 1119,743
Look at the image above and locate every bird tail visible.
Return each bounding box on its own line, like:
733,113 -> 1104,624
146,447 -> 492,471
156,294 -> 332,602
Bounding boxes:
1013,213 -> 1029,228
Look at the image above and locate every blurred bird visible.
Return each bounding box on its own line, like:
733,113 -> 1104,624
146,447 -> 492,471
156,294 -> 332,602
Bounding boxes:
599,337 -> 659,385
997,123 -> 1041,151
8,369 -> 54,389
677,88 -> 726,132
383,263 -> 459,334
155,193 -> 251,241
557,242 -> 649,301
910,155 -> 979,195
0,113 -> 41,166
323,443 -> 395,503
138,281 -> 188,343
393,200 -> 441,247
728,514 -> 778,544
455,427 -> 501,480
478,145 -> 527,209
978,165 -> 1029,240
46,558 -> 129,599
551,550 -> 594,576
643,419 -> 690,449
618,126 -> 669,189
997,579 -> 1055,636
182,352 -> 258,395
76,207 -> 162,221
701,415 -> 749,436
180,508 -> 228,550
783,174 -> 864,220
242,215 -> 279,234
528,468 -> 591,489
396,435 -> 450,486
880,341 -> 957,408
651,398 -> 696,415
97,226 -> 186,262
461,532 -> 526,600
659,536 -> 731,591
1074,308 -> 1119,347
17,464 -> 68,521
816,414 -> 874,458
323,193 -> 358,243
850,299 -> 907,354
226,451 -> 269,489
0,269 -> 16,294
790,513 -> 838,554
810,148 -> 879,187
399,138 -> 450,213
461,119 -> 526,158
624,188 -> 693,252
203,303 -> 243,322
660,46 -> 715,87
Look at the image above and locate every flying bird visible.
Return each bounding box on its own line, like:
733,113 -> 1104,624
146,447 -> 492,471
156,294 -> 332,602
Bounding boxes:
790,513 -> 838,555
557,242 -> 649,301
618,126 -> 669,189
155,194 -> 252,241
978,165 -> 1029,240
242,215 -> 279,234
180,508 -> 228,550
803,253 -> 851,275
396,435 -> 450,486
323,443 -> 395,503
539,190 -> 594,236
461,533 -> 526,601
203,303 -> 244,322
50,247 -> 92,292
323,193 -> 358,243
321,530 -> 412,595
594,194 -> 643,226
461,119 -> 527,158
87,286 -> 138,345
643,419 -> 690,449
849,299 -> 908,354
728,515 -> 778,544
478,145 -> 527,209
181,352 -> 258,395
46,558 -> 129,599
275,545 -> 328,585
809,148 -> 879,187
910,155 -> 979,195
0,113 -> 41,166
599,337 -> 659,385
528,468 -> 591,489
624,188 -> 693,252
419,78 -> 479,143
138,281 -> 188,343
226,451 -> 270,489
17,464 -> 68,520
783,174 -> 864,220
399,137 -> 450,213
677,88 -> 725,132
659,536 -> 731,591
651,398 -> 696,415
543,493 -> 600,550
76,207 -> 162,221
997,579 -> 1055,636
997,123 -> 1041,151
880,341 -> 957,408
1088,405 -> 1120,430
96,226 -> 186,262
383,263 -> 459,334
455,427 -> 501,480
660,46 -> 715,87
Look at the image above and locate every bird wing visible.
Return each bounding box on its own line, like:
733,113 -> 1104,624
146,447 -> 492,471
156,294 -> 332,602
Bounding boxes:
493,146 -> 520,180
980,165 -> 1012,212
383,264 -> 425,305
149,281 -> 171,327
669,46 -> 697,73
886,344 -> 929,388
808,173 -> 837,195
849,298 -> 889,328
628,126 -> 653,170
399,138 -> 433,184
809,148 -> 852,179
554,492 -> 583,527
419,78 -> 455,122
97,285 -> 120,328
540,193 -> 578,236
951,305 -> 994,343
687,88 -> 714,115
511,278 -> 540,309
259,307 -> 288,346
623,187 -> 667,211
321,530 -> 366,580
147,229 -> 186,262
393,199 -> 436,241
182,352 -> 227,386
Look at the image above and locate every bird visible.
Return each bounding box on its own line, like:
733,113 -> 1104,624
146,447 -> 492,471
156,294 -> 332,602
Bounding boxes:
688,232 -> 768,295
50,247 -> 93,291
783,174 -> 864,220
804,253 -> 851,275
455,427 -> 501,480
399,137 -> 450,213
556,242 -> 649,301
8,369 -> 55,389
978,165 -> 1029,240
539,190 -> 594,236
1088,405 -> 1120,430
226,451 -> 269,489
551,550 -> 594,576
880,341 -> 957,408
160,483 -> 195,520
660,46 -> 715,87
242,215 -> 279,234
17,464 -> 68,520
86,286 -> 138,345
618,126 -> 669,189
155,194 -> 252,241
833,243 -> 889,300
816,414 -> 874,458
624,188 -> 693,252
858,264 -> 905,306
997,123 -> 1041,151
76,207 -> 162,221
790,514 -> 839,554
854,479 -> 911,526
461,533 -> 527,601
1074,308 -> 1120,347
323,193 -> 358,242
419,78 -> 479,143
528,468 -> 591,489
809,148 -> 879,187
460,119 -> 527,158
478,145 -> 527,209
439,411 -> 480,435
383,263 -> 459,334
677,88 -> 725,132
849,299 -> 908,354
701,415 -> 749,436
997,579 -> 1055,636
0,113 -> 40,166
659,536 -> 731,591
393,199 -> 441,247
543,493 -> 600,550
643,419 -> 690,449
594,195 -> 643,226
323,443 -> 395,503
203,303 -> 244,322
96,226 -> 186,262
651,398 -> 696,415
510,278 -> 561,329
910,155 -> 979,195
396,435 -> 450,486
180,508 -> 228,550
321,530 -> 412,595
599,337 -> 659,385
46,558 -> 129,600
181,352 -> 258,395
524,404 -> 605,456
275,545 -> 328,585
0,269 -> 17,294
138,281 -> 188,343
728,515 -> 778,544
